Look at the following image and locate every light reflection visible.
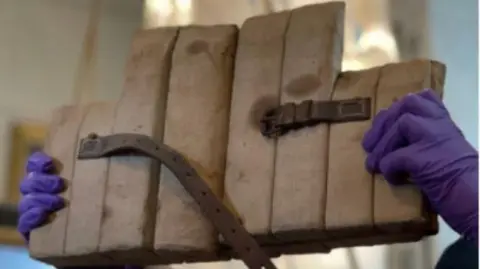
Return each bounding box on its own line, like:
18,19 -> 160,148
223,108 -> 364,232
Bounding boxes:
176,0 -> 192,13
342,58 -> 366,71
144,0 -> 192,27
358,28 -> 399,62
145,0 -> 173,17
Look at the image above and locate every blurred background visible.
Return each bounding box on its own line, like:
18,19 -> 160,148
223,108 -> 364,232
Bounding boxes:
0,0 -> 477,268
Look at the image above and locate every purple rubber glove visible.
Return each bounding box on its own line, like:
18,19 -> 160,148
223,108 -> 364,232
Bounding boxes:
362,89 -> 478,242
19,152 -> 143,269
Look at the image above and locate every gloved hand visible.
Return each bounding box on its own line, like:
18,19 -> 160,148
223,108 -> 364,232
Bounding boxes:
18,152 -> 143,269
362,89 -> 478,242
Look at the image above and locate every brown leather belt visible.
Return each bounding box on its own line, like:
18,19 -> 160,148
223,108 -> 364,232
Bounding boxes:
76,97 -> 372,268
77,133 -> 277,269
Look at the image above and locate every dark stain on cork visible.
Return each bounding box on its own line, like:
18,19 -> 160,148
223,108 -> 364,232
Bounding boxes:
249,95 -> 278,131
52,157 -> 64,174
186,40 -> 209,55
101,206 -> 111,222
284,74 -> 321,97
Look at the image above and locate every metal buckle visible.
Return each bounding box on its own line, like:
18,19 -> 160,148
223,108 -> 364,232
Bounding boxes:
260,108 -> 285,138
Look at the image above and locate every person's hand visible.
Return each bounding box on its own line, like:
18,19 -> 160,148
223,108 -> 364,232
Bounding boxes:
362,89 -> 478,242
18,152 -> 64,241
18,152 -> 142,269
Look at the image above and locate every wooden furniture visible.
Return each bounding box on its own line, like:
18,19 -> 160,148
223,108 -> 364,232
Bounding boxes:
28,2 -> 445,268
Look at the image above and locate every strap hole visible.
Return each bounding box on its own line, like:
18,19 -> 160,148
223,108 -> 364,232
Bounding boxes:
201,191 -> 206,196
216,208 -> 220,213
231,229 -> 236,233
245,247 -> 251,252
186,172 -> 192,177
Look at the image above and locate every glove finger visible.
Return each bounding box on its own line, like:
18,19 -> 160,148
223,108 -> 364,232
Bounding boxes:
396,113 -> 432,143
18,193 -> 65,215
26,152 -> 54,173
366,113 -> 430,174
365,113 -> 421,173
418,89 -> 467,138
403,92 -> 446,118
20,172 -> 65,195
362,109 -> 388,152
377,115 -> 430,185
17,207 -> 50,241
363,93 -> 438,153
419,88 -> 444,107
378,146 -> 420,186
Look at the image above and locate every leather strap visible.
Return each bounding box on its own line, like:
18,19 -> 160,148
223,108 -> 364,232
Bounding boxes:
260,98 -> 372,138
77,133 -> 277,269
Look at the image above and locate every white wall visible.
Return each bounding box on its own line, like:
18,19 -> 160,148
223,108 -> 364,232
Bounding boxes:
0,0 -> 143,201
0,1 -> 142,268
